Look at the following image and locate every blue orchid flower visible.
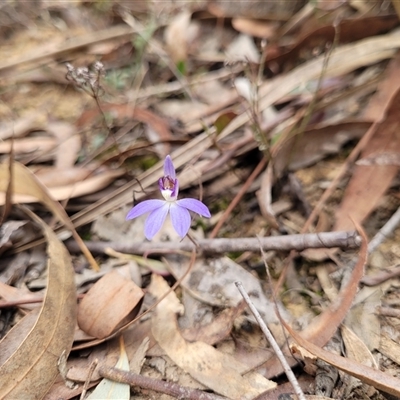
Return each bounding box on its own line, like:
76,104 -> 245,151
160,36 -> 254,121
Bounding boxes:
126,155 -> 211,240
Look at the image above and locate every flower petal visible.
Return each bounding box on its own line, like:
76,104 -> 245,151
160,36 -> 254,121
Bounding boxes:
164,155 -> 176,179
145,203 -> 170,239
126,199 -> 165,220
170,204 -> 191,238
176,198 -> 211,218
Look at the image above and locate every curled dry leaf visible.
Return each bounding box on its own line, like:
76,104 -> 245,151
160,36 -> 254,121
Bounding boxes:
149,274 -> 276,400
77,270 -> 144,339
0,211 -> 77,399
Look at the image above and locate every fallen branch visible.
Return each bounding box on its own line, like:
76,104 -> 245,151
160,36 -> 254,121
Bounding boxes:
65,230 -> 360,255
98,366 -> 228,400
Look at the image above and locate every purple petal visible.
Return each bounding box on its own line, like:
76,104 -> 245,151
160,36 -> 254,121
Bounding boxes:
145,203 -> 170,239
126,199 -> 165,220
164,155 -> 176,179
170,204 -> 191,238
176,198 -> 211,218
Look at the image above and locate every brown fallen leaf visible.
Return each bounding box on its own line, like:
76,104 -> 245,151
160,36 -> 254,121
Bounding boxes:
149,274 -> 276,400
0,112 -> 46,140
341,325 -> 378,396
268,15 -> 399,69
334,53 -> 400,230
208,0 -> 304,20
77,269 -> 144,339
164,10 -> 197,64
232,18 -> 278,39
0,161 -> 99,270
0,137 -> 57,156
379,333 -> 400,366
274,120 -> 372,175
181,300 -> 246,345
0,210 -> 77,399
0,281 -> 42,310
46,121 -> 81,170
0,167 -> 124,204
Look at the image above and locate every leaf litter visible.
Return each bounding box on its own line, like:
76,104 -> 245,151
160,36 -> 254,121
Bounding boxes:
1,1 -> 400,399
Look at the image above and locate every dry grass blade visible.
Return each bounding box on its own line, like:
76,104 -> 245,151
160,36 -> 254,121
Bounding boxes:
0,160 -> 98,270
0,209 -> 77,399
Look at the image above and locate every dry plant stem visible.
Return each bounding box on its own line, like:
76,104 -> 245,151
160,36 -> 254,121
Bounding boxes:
98,366 -> 228,400
235,282 -> 306,400
210,157 -> 268,238
65,230 -> 360,255
80,359 -> 98,400
368,205 -> 400,254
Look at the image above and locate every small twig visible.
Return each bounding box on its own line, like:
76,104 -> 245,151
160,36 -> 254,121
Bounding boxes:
368,206 -> 400,254
98,366 -> 228,400
65,230 -> 360,255
235,281 -> 306,400
80,359 -> 98,400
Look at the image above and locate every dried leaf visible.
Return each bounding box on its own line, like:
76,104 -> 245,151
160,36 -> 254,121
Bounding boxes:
166,255 -> 281,324
232,18 -> 278,39
0,160 -> 98,270
77,270 -> 144,339
0,167 -> 124,204
164,10 -> 197,64
0,281 -> 42,310
149,274 -> 276,399
379,334 -> 400,366
0,137 -> 56,156
181,300 -> 246,345
46,121 -> 81,170
0,211 -> 77,399
335,53 -> 400,230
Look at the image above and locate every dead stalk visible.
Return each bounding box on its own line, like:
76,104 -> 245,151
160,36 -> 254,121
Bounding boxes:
235,281 -> 306,400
